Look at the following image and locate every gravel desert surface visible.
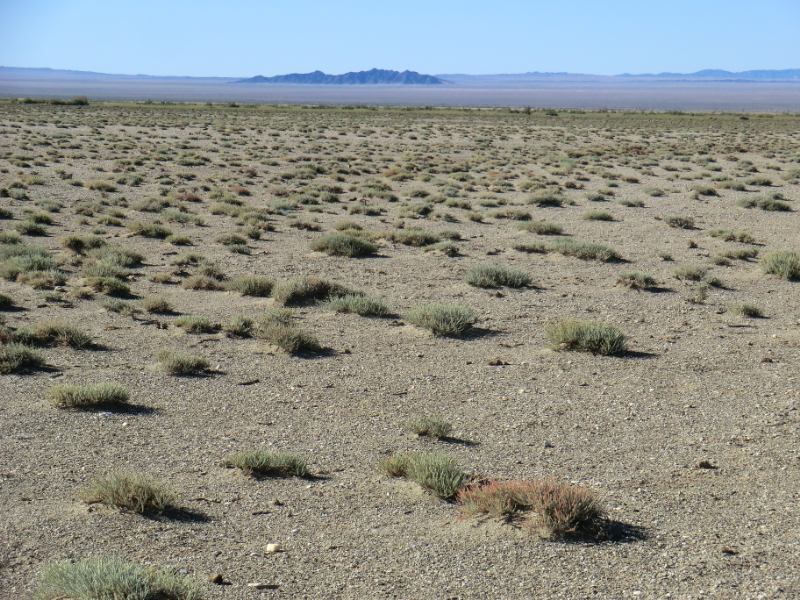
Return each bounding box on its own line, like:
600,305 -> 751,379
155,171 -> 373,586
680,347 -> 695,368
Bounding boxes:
1,102 -> 799,599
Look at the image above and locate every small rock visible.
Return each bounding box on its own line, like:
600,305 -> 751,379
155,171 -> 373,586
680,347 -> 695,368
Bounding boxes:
272,498 -> 283,506
266,543 -> 280,553
697,459 -> 716,469
208,574 -> 224,584
247,583 -> 278,590
721,547 -> 739,555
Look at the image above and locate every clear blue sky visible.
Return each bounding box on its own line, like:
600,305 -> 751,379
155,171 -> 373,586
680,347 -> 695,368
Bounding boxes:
1,0 -> 798,77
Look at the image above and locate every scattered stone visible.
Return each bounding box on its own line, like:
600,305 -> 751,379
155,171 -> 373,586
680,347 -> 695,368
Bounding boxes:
208,573 -> 224,584
266,543 -> 281,553
697,459 -> 716,469
721,547 -> 739,555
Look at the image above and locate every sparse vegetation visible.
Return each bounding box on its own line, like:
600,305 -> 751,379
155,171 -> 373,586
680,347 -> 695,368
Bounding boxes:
464,264 -> 531,288
227,449 -> 310,478
226,275 -> 274,296
407,416 -> 452,438
404,303 -> 476,336
310,232 -> 378,257
80,471 -> 175,514
761,250 -> 800,280
546,320 -> 627,356
48,382 -> 130,408
155,349 -> 210,375
380,451 -> 468,500
325,294 -> 391,316
616,271 -> 656,290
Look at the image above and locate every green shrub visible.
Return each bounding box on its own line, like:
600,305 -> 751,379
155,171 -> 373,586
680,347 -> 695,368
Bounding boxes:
581,210 -> 614,221
33,320 -> 92,348
744,175 -> 772,186
0,342 -> 45,374
61,234 -> 106,254
224,315 -> 254,337
166,234 -> 192,246
546,320 -> 627,356
406,416 -> 452,438
13,221 -> 47,236
183,275 -> 224,291
691,184 -> 718,196
36,556 -> 204,600
737,196 -> 792,211
257,312 -> 321,353
85,276 -> 130,297
380,451 -> 468,500
127,221 -> 172,238
761,250 -> 800,280
457,478 -> 604,539
227,449 -> 310,478
102,298 -> 139,315
665,214 -> 694,229
91,247 -> 145,267
616,271 -> 656,290
585,192 -> 605,202
464,264 -> 531,288
618,199 -> 645,207
25,212 -> 53,224
404,303 -> 476,336
644,187 -> 664,197
214,232 -> 247,246
226,275 -> 274,296
310,233 -> 377,257
86,180 -> 117,192
155,349 -> 209,375
273,276 -> 361,305
174,315 -> 214,333
79,472 -> 175,515
325,294 -> 391,317
727,302 -> 763,318
517,221 -> 563,235
526,193 -> 563,207
384,228 -> 440,246
675,263 -> 708,281
513,241 -> 549,254
48,382 -> 130,408
140,296 -> 173,314
551,239 -> 620,261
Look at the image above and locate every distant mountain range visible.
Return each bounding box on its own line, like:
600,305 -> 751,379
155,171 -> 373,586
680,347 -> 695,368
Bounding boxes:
235,69 -> 445,85
617,69 -> 800,80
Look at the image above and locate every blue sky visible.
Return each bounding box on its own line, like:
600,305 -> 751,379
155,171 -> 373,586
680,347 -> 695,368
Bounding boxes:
1,0 -> 798,77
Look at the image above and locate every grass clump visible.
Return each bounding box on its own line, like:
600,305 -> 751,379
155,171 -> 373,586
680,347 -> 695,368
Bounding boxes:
183,275 -> 224,291
464,264 -> 531,288
551,239 -> 620,261
61,234 -> 106,254
517,221 -> 563,235
526,193 -> 563,207
581,210 -> 614,221
406,416 -> 452,438
155,349 -> 209,375
0,342 -> 45,374
140,296 -> 173,314
546,320 -> 627,356
273,276 -> 361,306
79,472 -> 175,515
761,250 -> 800,280
310,233 -> 377,257
33,320 -> 91,348
675,263 -> 708,282
226,275 -> 274,296
326,294 -> 391,317
224,315 -> 254,337
173,315 -> 214,333
0,293 -> 14,309
404,303 -> 476,336
737,196 -> 792,211
102,298 -> 139,315
727,302 -> 763,318
48,382 -> 129,408
126,221 -> 172,239
36,556 -> 204,600
664,214 -> 695,229
457,478 -> 604,539
380,451 -> 468,500
257,311 -> 321,353
616,271 -> 656,290
227,449 -> 310,478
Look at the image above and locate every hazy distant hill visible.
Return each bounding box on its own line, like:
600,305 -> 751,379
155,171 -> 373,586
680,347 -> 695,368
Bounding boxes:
618,69 -> 800,80
235,69 -> 445,85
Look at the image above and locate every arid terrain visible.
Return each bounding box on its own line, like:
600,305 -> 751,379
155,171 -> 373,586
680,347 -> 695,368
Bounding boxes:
1,102 -> 799,599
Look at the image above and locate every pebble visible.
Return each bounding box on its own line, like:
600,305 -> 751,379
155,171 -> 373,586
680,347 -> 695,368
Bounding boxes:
266,543 -> 281,553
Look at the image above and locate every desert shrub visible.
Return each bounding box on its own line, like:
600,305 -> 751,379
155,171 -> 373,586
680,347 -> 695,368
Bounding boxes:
675,263 -> 708,281
721,247 -> 758,260
380,451 -> 468,500
581,210 -> 614,221
737,196 -> 792,211
464,264 -> 531,288
325,294 -> 391,317
48,382 -> 130,408
227,449 -> 310,478
384,228 -> 440,246
706,228 -> 755,244
273,276 -> 361,305
717,180 -> 747,191
127,221 -> 172,238
214,233 -> 247,246
517,221 -> 563,235
86,180 -> 117,192
91,247 -> 145,267
526,193 -> 563,207
79,472 -> 175,515
406,416 -> 452,438
464,210 -> 484,222
727,302 -> 763,318
155,349 -> 209,375
102,298 -> 138,315
546,320 -> 627,356
585,192 -> 605,202
744,175 -> 772,186
691,184 -> 718,196
226,275 -> 273,296
761,250 -> 800,280
197,262 -> 227,281
224,315 -> 254,337
174,315 -> 214,333
0,231 -> 22,244
644,187 -> 664,197
82,263 -> 130,280
25,212 -> 53,225
423,241 -> 460,256
95,215 -> 123,227
13,221 -> 47,236
710,255 -> 731,266
457,478 -> 604,539
0,293 -> 13,309
85,276 -> 130,297
36,556 -> 204,600
551,239 -> 619,261
289,219 -> 322,231
618,199 -> 645,208
665,214 -> 695,229
487,207 -> 531,221
0,207 -> 13,219
257,312 -> 321,353
616,271 -> 656,289
513,241 -> 549,254
404,303 -> 476,336
0,342 -> 45,374
183,275 -> 224,291
61,234 -> 106,254
166,234 -> 192,246
689,282 -> 709,303
140,296 -> 173,314
310,233 -> 377,257
334,220 -> 363,231
33,320 -> 91,348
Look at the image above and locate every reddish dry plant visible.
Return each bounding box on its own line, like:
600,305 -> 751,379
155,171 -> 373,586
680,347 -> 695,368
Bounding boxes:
173,192 -> 202,202
457,478 -> 604,539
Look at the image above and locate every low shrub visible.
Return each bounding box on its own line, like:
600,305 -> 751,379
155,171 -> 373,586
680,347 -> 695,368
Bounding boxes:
761,250 -> 800,280
273,276 -> 361,305
665,214 -> 695,229
102,298 -> 139,315
257,312 -> 321,353
457,478 -> 604,539
404,303 -> 476,336
325,294 -> 391,317
380,451 -> 468,500
675,263 -> 708,281
140,296 -> 173,314
310,233 -> 377,257
79,472 -> 175,515
517,221 -> 563,235
736,196 -> 792,211
214,233 -> 247,246
226,275 -> 274,296
0,342 -> 45,374
464,264 -> 531,288
526,193 -> 563,207
384,228 -> 440,246
155,349 -> 209,375
581,210 -> 614,221
48,382 -> 130,408
727,302 -> 763,318
551,239 -> 620,261
546,320 -> 627,356
36,556 -> 204,600
174,315 -> 214,333
126,221 -> 172,238
183,275 -> 224,291
61,234 -> 106,254
406,416 -> 452,438
33,320 -> 92,348
618,199 -> 645,208
616,271 -> 656,290
227,449 -> 310,478
224,315 -> 254,337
